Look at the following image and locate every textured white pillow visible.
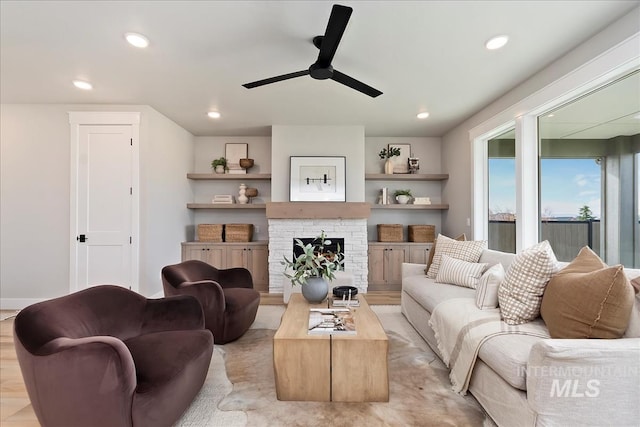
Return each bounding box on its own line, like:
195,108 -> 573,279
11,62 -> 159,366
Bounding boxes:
498,240 -> 560,325
426,237 -> 487,279
435,255 -> 487,289
475,263 -> 505,309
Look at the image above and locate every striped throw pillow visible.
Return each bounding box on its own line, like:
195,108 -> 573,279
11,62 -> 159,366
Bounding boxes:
435,255 -> 488,289
475,263 -> 505,309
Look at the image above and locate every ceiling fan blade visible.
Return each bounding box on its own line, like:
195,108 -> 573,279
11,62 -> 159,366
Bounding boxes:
331,70 -> 382,98
317,5 -> 352,67
243,70 -> 309,89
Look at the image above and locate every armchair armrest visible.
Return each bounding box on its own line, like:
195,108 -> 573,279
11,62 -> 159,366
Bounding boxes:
527,338 -> 640,426
402,263 -> 427,280
218,267 -> 254,289
142,295 -> 205,333
21,336 -> 136,427
176,279 -> 226,312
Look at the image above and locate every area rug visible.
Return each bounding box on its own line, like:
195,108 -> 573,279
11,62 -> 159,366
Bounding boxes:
175,306 -> 487,427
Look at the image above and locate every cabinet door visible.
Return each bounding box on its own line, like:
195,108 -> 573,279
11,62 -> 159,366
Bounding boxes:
385,246 -> 408,288
409,244 -> 432,265
368,245 -> 386,287
248,245 -> 269,292
182,244 -> 225,268
227,246 -> 249,269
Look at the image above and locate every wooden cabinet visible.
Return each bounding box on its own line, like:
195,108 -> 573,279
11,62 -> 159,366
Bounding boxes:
181,242 -> 269,292
367,242 -> 432,291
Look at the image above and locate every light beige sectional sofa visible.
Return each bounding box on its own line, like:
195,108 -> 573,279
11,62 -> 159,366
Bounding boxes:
401,248 -> 640,427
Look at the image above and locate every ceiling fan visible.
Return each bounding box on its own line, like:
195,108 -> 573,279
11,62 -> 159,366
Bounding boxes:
242,4 -> 382,98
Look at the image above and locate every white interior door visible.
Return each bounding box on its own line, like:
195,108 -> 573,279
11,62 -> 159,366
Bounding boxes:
75,125 -> 133,290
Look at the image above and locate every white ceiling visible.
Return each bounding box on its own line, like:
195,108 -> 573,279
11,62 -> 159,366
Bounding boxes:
1,1 -> 638,137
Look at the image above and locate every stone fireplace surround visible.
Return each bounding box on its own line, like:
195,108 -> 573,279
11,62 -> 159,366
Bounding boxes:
267,202 -> 370,294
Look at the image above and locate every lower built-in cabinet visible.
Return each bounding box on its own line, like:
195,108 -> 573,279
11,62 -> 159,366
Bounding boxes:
181,242 -> 269,293
367,242 -> 432,291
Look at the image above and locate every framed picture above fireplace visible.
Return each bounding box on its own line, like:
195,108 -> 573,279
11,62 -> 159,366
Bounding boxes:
290,156 -> 346,202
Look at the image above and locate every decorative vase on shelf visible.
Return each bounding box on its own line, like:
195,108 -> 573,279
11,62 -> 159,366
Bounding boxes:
301,277 -> 329,303
238,183 -> 248,204
384,159 -> 394,175
214,165 -> 225,174
396,195 -> 411,204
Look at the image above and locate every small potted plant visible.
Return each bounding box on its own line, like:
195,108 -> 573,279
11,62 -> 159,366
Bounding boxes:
211,157 -> 227,174
281,231 -> 345,303
379,147 -> 401,174
394,189 -> 412,204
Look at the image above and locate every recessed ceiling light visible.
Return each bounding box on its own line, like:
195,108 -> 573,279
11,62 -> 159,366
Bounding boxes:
125,32 -> 149,48
547,114 -> 555,118
416,112 -> 430,119
207,111 -> 221,119
73,80 -> 93,90
485,35 -> 509,50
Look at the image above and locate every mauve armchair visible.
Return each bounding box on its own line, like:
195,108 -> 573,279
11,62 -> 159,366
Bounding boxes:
13,285 -> 213,427
162,260 -> 260,344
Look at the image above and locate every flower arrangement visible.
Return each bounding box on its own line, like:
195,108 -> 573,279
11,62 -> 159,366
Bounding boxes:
378,147 -> 401,159
282,231 -> 344,286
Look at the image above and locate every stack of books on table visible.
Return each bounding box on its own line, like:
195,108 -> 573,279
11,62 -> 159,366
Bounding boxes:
308,308 -> 356,335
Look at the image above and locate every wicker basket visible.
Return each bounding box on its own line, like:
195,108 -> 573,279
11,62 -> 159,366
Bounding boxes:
197,224 -> 223,242
408,225 -> 436,243
225,224 -> 254,242
377,224 -> 403,242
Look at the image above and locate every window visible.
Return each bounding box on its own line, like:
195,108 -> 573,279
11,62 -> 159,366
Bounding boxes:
488,129 -> 516,253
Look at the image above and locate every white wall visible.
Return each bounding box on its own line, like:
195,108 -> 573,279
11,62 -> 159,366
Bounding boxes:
441,6 -> 640,238
0,104 -> 194,307
271,126 -> 365,202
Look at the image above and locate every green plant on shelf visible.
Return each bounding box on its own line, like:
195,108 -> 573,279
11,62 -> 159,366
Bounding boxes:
378,147 -> 401,159
394,189 -> 412,197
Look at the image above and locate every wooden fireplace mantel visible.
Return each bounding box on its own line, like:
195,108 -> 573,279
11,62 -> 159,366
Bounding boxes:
266,202 -> 371,219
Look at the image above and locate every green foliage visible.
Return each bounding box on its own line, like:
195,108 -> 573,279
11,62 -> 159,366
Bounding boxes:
577,205 -> 595,221
211,157 -> 228,169
378,147 -> 401,159
281,230 -> 345,286
394,189 -> 412,197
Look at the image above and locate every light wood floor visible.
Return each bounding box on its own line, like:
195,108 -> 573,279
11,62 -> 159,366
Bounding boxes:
0,291 -> 399,426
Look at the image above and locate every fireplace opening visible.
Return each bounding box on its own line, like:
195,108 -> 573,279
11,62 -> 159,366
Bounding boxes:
293,237 -> 345,268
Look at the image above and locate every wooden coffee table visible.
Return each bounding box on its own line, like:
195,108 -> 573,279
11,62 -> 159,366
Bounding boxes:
273,293 -> 389,402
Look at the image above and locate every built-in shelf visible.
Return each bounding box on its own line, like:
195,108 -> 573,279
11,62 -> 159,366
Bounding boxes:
187,203 -> 266,209
187,173 -> 271,180
370,204 -> 449,210
365,173 -> 448,181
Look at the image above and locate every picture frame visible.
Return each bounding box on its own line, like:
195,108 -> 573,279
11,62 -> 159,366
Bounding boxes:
290,156 -> 346,202
389,143 -> 411,173
225,143 -> 248,174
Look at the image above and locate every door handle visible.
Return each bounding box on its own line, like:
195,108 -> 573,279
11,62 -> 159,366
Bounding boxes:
77,234 -> 87,243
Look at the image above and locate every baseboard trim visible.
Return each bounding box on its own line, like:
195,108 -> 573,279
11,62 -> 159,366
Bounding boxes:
0,298 -> 46,310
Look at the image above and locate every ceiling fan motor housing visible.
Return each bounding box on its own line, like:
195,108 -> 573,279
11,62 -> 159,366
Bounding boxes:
309,63 -> 333,80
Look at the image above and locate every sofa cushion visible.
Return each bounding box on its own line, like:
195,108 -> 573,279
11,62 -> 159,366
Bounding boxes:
427,235 -> 486,279
476,263 -> 505,309
403,276 -> 475,312
540,246 -> 634,339
478,332 -> 545,391
435,255 -> 488,289
425,233 -> 466,274
125,329 -> 213,393
498,240 -> 560,325
478,249 -> 516,271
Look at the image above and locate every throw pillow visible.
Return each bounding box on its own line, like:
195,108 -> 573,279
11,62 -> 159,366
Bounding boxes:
424,233 -> 466,274
540,246 -> 635,339
475,263 -> 505,309
426,235 -> 486,279
435,255 -> 488,289
630,276 -> 640,294
498,240 -> 560,325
